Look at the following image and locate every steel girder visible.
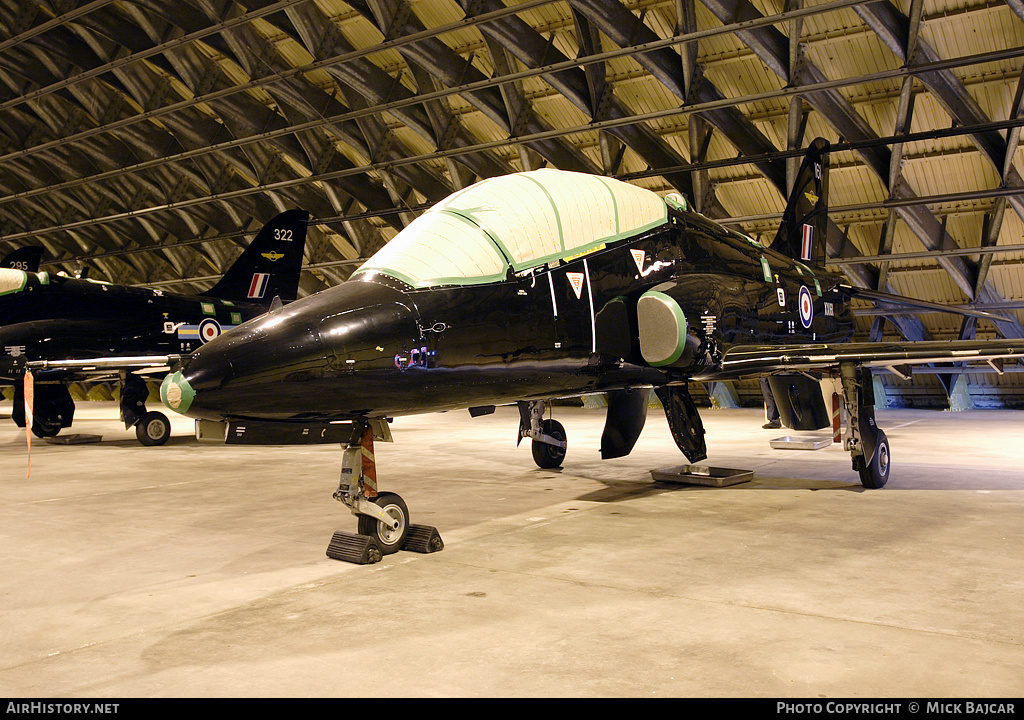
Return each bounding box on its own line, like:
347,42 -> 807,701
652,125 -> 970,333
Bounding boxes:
699,0 -> 1024,340
0,0 -> 397,286
854,2 -> 1024,222
341,0 -> 600,176
568,0 -> 928,341
0,0 -> 1020,325
455,0 -> 698,199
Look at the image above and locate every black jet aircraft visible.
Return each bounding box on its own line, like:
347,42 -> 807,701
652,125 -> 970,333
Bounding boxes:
3,209 -> 308,445
158,141 -> 1024,560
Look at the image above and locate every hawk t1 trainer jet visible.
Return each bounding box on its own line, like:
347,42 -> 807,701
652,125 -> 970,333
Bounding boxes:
3,209 -> 308,445
159,141 -> 1024,561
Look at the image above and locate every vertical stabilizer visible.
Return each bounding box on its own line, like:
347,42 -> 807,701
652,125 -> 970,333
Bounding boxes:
201,209 -> 309,304
1,246 -> 44,272
771,138 -> 829,267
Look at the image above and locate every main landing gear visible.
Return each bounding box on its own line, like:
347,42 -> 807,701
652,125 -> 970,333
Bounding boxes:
327,418 -> 444,564
13,370 -> 171,446
13,379 -> 74,438
518,400 -> 568,469
839,363 -> 890,489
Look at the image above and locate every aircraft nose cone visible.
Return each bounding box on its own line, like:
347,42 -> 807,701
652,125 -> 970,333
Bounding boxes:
161,346 -> 236,419
161,370 -> 195,414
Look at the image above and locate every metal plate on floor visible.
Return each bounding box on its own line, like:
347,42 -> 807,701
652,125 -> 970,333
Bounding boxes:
651,465 -> 753,487
769,435 -> 832,451
43,434 -> 102,445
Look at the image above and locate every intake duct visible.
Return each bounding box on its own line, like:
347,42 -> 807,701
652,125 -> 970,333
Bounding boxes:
637,289 -> 701,368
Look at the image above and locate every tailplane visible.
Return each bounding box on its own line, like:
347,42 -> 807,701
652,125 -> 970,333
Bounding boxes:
201,209 -> 309,305
771,137 -> 829,267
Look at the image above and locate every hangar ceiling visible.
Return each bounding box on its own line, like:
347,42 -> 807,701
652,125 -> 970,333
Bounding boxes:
1,0 -> 1023,404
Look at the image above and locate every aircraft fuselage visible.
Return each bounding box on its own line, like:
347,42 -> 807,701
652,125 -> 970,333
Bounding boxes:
164,208 -> 855,423
0,271 -> 264,383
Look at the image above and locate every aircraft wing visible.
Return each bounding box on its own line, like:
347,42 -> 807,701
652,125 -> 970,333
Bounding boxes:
713,339 -> 1024,379
838,285 -> 1012,323
24,355 -> 182,382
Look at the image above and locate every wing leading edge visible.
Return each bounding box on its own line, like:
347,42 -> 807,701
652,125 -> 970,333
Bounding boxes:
712,339 -> 1024,379
24,355 -> 181,382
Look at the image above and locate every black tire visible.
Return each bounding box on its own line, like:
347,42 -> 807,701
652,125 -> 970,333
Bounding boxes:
357,492 -> 409,555
857,429 -> 890,489
531,418 -> 566,469
31,418 -> 61,438
136,411 -> 171,446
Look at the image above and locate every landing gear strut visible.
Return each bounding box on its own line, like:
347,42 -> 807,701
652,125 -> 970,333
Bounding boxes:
839,363 -> 890,489
327,419 -> 444,564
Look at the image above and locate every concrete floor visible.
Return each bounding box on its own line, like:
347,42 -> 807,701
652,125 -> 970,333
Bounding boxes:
1,398 -> 1023,698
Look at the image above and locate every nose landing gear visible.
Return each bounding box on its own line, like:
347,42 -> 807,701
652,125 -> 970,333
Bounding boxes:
122,372 -> 171,446
327,418 -> 444,564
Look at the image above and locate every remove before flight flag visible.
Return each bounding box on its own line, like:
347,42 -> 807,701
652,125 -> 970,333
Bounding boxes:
24,369 -> 33,478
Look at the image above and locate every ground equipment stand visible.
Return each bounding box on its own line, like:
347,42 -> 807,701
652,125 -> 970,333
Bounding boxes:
326,418 -> 444,564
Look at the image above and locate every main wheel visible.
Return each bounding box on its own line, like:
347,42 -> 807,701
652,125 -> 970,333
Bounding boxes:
31,417 -> 62,438
357,492 -> 409,555
136,411 -> 171,446
531,418 -> 566,469
857,429 -> 890,489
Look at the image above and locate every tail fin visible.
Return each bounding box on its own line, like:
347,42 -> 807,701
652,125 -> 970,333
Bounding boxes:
2,246 -> 44,272
201,209 -> 309,305
771,137 -> 829,267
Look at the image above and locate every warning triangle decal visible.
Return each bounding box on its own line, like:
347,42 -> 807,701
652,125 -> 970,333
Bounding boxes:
566,272 -> 585,300
630,249 -> 645,273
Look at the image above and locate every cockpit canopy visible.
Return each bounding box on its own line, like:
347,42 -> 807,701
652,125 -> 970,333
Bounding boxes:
0,268 -> 34,296
352,169 -> 670,288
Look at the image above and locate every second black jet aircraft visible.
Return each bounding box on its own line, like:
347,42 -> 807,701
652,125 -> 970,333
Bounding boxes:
2,209 -> 308,445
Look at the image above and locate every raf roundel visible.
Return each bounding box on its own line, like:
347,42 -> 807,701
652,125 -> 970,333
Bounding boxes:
798,285 -> 814,329
198,318 -> 222,343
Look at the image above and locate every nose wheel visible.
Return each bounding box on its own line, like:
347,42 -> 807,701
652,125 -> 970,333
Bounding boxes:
122,373 -> 172,446
327,419 -> 444,564
356,492 -> 409,554
135,411 -> 172,446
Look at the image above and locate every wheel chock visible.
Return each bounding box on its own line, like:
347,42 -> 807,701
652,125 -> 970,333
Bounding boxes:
402,524 -> 444,554
326,530 -> 382,564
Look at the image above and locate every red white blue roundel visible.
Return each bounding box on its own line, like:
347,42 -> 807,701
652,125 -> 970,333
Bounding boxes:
198,318 -> 222,343
798,286 -> 813,329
